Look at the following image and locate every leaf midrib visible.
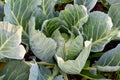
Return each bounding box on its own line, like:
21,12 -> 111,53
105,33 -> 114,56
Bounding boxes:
0,30 -> 18,51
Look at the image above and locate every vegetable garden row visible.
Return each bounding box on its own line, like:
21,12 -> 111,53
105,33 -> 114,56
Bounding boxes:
0,0 -> 120,79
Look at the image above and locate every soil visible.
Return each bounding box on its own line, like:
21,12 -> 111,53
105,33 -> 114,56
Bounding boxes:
92,2 -> 108,12
55,1 -> 73,11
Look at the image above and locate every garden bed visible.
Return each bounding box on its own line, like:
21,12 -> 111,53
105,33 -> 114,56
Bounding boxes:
0,0 -> 120,80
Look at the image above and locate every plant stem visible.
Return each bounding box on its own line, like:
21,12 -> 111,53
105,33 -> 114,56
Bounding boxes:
48,65 -> 59,80
83,67 -> 97,71
60,70 -> 68,80
37,62 -> 54,66
79,74 -> 96,80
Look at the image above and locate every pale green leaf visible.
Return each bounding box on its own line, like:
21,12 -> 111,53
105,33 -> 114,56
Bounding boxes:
41,0 -> 57,18
4,0 -> 39,44
0,60 -> 31,80
0,75 -> 5,80
59,4 -> 88,29
108,3 -> 120,29
96,44 -> 120,72
83,11 -> 114,52
107,0 -> 120,5
74,0 -> 97,12
55,41 -> 92,74
52,29 -> 83,60
33,0 -> 57,30
65,32 -> 83,60
33,8 -> 46,30
38,65 -> 52,80
108,3 -> 120,39
54,75 -> 64,80
29,17 -> 57,63
52,29 -> 66,60
29,63 -> 61,80
29,63 -> 46,80
0,22 -> 26,59
29,63 -> 40,80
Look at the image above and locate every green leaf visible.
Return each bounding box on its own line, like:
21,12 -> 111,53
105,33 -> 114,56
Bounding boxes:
29,63 -> 62,80
0,75 -> 4,80
33,8 -> 46,30
29,63 -> 46,80
108,3 -> 120,29
54,75 -> 64,80
0,2 -> 4,21
33,0 -> 57,30
0,22 -> 26,59
59,4 -> 88,29
107,0 -> 120,5
41,18 -> 68,37
29,17 -> 57,63
29,63 -> 39,80
108,3 -> 120,38
55,41 -> 92,74
4,0 -> 38,44
65,32 -> 83,60
96,44 -> 120,72
83,11 -> 114,52
52,29 -> 83,60
41,0 -> 57,18
52,29 -> 66,60
0,60 -> 31,80
74,0 -> 97,12
80,70 -> 105,79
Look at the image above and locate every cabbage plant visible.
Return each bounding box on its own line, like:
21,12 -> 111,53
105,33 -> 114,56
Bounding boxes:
0,0 -> 120,80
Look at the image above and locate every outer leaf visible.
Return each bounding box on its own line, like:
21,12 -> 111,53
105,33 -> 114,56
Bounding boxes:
0,22 -> 26,59
29,63 -> 45,80
96,44 -> 120,72
0,75 -> 4,80
29,63 -> 62,80
74,0 -> 97,12
108,3 -> 120,39
0,60 -> 31,80
107,0 -> 120,5
41,0 -> 57,18
59,4 -> 88,29
38,65 -> 51,80
33,8 -> 46,30
108,3 -> 120,29
83,11 -> 113,52
54,75 -> 64,80
4,0 -> 38,44
0,2 -> 4,21
29,17 -> 57,63
55,41 -> 92,74
33,0 -> 57,30
29,63 -> 39,80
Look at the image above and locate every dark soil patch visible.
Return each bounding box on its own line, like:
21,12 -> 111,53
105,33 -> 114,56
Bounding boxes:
55,1 -> 73,11
92,2 -> 108,12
